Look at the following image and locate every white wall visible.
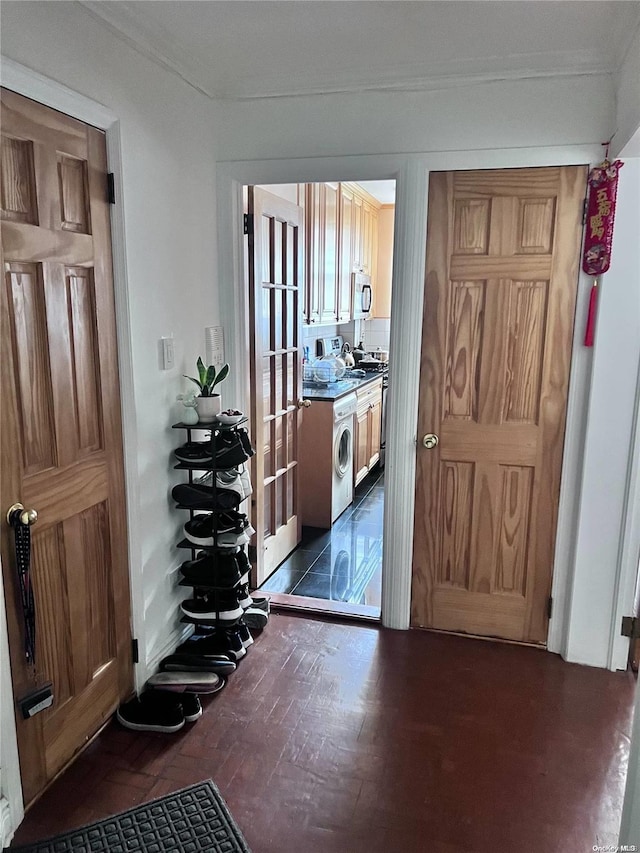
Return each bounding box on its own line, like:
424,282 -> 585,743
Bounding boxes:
214,75 -> 614,161
0,4 -> 220,837
565,158 -> 640,668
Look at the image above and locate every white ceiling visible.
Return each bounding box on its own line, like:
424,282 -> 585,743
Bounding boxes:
81,1 -> 640,101
357,181 -> 396,205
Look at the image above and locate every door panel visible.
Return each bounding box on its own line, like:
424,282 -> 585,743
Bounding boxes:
412,167 -> 586,643
248,187 -> 303,584
1,88 -> 132,805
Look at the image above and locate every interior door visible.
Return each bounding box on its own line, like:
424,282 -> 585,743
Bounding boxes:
247,187 -> 304,584
0,88 -> 132,805
412,166 -> 586,643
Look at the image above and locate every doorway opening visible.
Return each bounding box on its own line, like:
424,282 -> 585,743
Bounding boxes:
244,180 -> 396,619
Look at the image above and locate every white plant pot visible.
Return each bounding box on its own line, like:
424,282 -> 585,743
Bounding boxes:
196,395 -> 221,423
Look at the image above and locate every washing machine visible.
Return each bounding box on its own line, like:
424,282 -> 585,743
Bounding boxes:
331,393 -> 357,523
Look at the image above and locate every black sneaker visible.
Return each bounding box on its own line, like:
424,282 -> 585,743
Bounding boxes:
214,432 -> 251,469
236,621 -> 254,649
174,442 -> 214,464
236,548 -> 251,576
148,688 -> 202,723
180,693 -> 202,722
181,591 -> 244,622
243,609 -> 268,630
116,690 -> 185,733
180,552 -> 242,588
184,512 -> 249,546
160,653 -> 236,677
177,628 -> 246,661
237,583 -> 253,610
236,428 -> 255,459
172,483 -> 241,511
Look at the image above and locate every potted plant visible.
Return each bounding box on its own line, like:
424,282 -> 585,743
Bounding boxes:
184,357 -> 229,423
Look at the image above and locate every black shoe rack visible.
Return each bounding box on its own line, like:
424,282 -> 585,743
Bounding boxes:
172,417 -> 264,646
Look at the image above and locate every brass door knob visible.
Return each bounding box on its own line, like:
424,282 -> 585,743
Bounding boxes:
7,503 -> 38,526
422,434 -> 439,450
297,399 -> 311,409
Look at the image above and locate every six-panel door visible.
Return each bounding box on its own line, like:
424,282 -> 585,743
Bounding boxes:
412,167 -> 586,643
0,88 -> 132,805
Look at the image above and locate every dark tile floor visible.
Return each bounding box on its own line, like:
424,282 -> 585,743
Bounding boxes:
260,469 -> 384,611
12,615 -> 635,853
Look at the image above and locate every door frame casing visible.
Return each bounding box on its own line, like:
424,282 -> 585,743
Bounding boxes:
0,58 -> 143,846
216,147 -> 633,666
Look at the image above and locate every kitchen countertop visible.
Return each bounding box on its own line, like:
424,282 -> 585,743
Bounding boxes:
302,372 -> 384,402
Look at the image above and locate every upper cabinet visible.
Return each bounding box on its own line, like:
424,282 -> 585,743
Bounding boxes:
303,182 -> 381,326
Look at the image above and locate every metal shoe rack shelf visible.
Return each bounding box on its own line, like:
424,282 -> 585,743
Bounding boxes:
172,419 -> 250,625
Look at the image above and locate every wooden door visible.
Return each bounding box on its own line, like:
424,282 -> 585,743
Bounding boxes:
0,88 -> 132,805
320,183 -> 339,324
247,187 -> 304,584
412,167 -> 586,643
337,185 -> 353,322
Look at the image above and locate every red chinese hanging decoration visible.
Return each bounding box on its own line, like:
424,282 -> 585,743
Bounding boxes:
582,152 -> 624,346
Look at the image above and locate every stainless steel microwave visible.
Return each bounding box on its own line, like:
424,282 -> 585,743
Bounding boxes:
352,273 -> 372,319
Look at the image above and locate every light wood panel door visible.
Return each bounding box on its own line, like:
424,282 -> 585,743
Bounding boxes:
337,185 -> 353,322
412,167 -> 586,643
247,187 -> 303,584
305,183 -> 322,325
0,88 -> 132,805
320,182 -> 339,324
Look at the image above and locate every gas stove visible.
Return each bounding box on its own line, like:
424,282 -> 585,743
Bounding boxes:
347,363 -> 389,375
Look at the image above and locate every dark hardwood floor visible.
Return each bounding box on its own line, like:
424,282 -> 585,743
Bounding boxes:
12,614 -> 634,853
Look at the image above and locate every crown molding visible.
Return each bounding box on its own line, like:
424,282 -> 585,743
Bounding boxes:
80,1 -> 618,102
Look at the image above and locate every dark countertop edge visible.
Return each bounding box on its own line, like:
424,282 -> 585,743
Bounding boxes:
302,373 -> 384,402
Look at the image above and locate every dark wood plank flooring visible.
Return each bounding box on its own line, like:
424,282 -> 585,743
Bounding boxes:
12,614 -> 635,852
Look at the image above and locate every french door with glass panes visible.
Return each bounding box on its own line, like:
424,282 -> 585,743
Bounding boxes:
247,187 -> 304,584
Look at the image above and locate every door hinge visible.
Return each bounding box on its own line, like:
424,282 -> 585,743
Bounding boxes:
107,173 -> 116,205
131,638 -> 139,663
621,616 -> 640,639
547,596 -> 553,619
582,198 -> 588,225
243,213 -> 253,236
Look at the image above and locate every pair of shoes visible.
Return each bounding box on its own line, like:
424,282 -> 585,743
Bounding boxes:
215,466 -> 253,501
147,670 -> 226,694
184,512 -> 253,547
160,652 -> 236,677
237,584 -> 270,613
181,591 -> 245,623
116,688 -> 202,733
174,430 -> 252,469
172,483 -> 242,511
242,595 -> 270,630
180,550 -> 244,588
177,624 -> 251,661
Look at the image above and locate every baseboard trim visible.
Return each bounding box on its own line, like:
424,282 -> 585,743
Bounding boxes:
0,795 -> 15,849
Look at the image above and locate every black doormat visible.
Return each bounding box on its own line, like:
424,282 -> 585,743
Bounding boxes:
11,780 -> 251,853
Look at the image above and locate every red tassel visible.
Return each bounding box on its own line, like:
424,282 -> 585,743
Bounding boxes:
584,279 -> 599,347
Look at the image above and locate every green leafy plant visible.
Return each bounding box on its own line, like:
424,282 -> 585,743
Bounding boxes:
184,357 -> 229,397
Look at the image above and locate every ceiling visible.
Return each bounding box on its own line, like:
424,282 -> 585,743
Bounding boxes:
80,1 -> 640,101
358,181 -> 396,205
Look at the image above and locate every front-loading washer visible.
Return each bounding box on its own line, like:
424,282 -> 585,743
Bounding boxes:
331,393 -> 357,522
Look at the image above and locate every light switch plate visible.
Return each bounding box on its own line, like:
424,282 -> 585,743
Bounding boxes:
161,336 -> 175,370
205,326 -> 225,368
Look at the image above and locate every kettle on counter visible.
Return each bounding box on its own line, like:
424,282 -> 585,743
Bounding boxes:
352,341 -> 367,365
342,342 -> 355,368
